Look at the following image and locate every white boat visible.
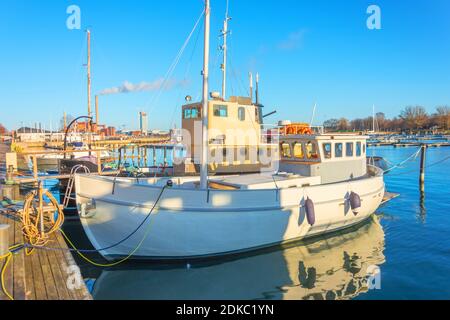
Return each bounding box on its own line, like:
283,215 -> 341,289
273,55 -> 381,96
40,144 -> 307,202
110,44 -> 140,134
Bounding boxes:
75,134 -> 384,260
91,216 -> 385,300
74,0 -> 385,261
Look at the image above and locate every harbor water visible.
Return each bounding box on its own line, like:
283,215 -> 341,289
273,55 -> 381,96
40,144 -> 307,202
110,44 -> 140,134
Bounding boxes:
59,146 -> 450,300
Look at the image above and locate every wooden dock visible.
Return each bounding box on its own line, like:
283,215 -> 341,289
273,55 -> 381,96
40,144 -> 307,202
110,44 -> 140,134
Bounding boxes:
0,211 -> 92,300
1,143 -> 92,300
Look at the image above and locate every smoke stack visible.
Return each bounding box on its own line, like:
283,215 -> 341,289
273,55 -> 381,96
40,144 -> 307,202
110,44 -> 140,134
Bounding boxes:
249,72 -> 253,103
63,112 -> 67,131
95,95 -> 99,124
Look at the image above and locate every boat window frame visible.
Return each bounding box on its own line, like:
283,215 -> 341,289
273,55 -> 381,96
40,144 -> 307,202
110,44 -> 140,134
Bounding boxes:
335,142 -> 343,158
356,141 -> 362,157
238,107 -> 246,121
292,141 -> 305,160
280,141 -> 292,159
213,104 -> 228,118
346,142 -> 354,157
322,142 -> 332,159
305,141 -> 320,160
183,108 -> 192,119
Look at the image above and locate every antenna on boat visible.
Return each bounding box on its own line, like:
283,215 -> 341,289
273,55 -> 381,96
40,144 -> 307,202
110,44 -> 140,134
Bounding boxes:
86,29 -> 92,122
255,73 -> 260,105
220,0 -> 231,100
249,72 -> 253,102
310,102 -> 317,126
200,0 -> 211,190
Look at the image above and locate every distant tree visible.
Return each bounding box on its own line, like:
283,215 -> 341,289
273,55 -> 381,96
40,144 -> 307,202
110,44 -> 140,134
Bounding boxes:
323,119 -> 339,131
350,118 -> 364,131
337,118 -> 350,131
375,112 -> 386,131
400,106 -> 428,130
434,106 -> 450,130
0,123 -> 8,135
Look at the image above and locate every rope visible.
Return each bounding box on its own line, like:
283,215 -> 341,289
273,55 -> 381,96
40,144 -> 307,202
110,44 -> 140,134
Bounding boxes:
387,155 -> 450,177
21,188 -> 64,251
0,252 -> 13,300
381,147 -> 422,173
20,186 -> 167,267
59,185 -> 167,267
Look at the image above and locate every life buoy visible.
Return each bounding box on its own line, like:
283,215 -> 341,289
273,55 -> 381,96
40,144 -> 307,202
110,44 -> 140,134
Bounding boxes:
287,127 -> 295,135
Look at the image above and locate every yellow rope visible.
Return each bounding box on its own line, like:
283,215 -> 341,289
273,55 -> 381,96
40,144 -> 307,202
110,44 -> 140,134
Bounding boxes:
21,189 -> 64,250
1,252 -> 13,300
60,211 -> 156,267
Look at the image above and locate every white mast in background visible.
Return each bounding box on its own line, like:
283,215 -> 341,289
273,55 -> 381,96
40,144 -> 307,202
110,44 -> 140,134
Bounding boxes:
200,0 -> 211,190
220,0 -> 231,100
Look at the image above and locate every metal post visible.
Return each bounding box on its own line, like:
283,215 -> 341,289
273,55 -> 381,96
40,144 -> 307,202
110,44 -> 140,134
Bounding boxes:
0,225 -> 10,256
200,0 -> 211,190
87,30 -> 92,120
419,144 -> 427,191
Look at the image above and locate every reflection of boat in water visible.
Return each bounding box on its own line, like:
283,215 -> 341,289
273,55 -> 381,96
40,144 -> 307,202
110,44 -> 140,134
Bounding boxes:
92,216 -> 385,300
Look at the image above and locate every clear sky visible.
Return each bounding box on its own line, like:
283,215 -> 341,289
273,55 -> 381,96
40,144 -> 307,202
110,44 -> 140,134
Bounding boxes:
1,0 -> 449,131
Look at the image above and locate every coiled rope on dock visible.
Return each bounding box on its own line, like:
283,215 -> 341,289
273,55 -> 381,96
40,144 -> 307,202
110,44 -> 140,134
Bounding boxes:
21,186 -> 64,253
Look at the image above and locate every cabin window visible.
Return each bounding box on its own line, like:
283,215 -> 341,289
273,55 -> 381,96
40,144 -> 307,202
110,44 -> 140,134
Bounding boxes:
238,107 -> 246,121
346,142 -> 354,157
239,147 -> 249,161
213,105 -> 228,117
322,143 -> 332,159
191,108 -> 199,119
255,108 -> 260,123
306,141 -> 319,160
363,143 -> 366,154
183,107 -> 199,119
183,109 -> 191,119
356,142 -> 362,157
281,142 -> 292,158
293,142 -> 304,159
335,143 -> 343,158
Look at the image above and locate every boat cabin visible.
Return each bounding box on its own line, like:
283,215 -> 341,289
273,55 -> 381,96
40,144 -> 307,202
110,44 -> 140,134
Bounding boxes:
175,95 -> 275,175
278,134 -> 368,184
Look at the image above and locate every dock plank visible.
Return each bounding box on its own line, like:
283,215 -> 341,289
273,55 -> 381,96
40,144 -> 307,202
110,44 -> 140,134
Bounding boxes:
37,246 -> 60,300
12,213 -> 26,300
54,232 -> 93,300
29,248 -> 47,300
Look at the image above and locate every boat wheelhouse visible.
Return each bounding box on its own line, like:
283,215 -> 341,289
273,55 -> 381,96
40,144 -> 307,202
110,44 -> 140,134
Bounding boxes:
175,94 -> 277,175
278,131 -> 368,184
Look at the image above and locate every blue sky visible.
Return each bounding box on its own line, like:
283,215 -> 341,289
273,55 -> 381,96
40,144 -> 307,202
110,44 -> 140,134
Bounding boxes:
1,0 -> 449,131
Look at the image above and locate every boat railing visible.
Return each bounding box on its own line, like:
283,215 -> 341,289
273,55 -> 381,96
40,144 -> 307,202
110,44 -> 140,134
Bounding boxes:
367,164 -> 384,177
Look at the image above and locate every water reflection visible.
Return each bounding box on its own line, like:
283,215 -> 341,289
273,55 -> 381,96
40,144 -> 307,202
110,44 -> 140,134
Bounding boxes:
92,217 -> 385,300
418,190 -> 427,223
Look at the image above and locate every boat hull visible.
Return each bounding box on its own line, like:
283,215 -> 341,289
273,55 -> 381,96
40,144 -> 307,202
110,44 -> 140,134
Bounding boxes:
75,173 -> 385,260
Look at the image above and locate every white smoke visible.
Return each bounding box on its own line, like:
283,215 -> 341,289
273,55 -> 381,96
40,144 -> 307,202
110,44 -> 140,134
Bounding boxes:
99,78 -> 186,96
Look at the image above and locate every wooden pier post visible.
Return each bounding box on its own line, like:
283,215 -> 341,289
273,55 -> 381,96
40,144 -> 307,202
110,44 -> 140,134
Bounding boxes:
32,156 -> 38,181
0,224 -> 10,256
419,144 -> 427,191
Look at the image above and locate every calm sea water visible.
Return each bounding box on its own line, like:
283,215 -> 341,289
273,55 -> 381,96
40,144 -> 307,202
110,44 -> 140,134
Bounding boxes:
61,146 -> 450,300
